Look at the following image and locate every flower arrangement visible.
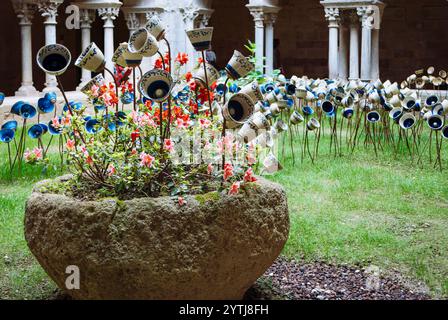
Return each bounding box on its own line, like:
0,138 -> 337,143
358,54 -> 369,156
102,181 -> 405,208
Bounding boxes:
14,20 -> 271,202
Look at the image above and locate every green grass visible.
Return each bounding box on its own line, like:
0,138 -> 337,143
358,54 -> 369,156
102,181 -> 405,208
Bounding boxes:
0,123 -> 447,299
270,126 -> 448,298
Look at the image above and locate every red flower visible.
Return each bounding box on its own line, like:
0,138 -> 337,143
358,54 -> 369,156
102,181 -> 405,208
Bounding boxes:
154,58 -> 164,69
131,130 -> 140,142
175,53 -> 189,66
185,72 -> 193,83
244,168 -> 257,183
229,182 -> 241,195
198,57 -> 204,65
223,163 -> 234,181
178,196 -> 186,206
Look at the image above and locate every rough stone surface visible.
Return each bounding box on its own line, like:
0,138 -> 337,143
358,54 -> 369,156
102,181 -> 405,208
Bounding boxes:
25,176 -> 289,300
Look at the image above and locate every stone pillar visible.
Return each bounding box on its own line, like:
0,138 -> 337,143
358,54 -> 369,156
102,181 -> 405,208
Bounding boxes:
38,0 -> 61,93
338,18 -> 349,80
348,12 -> 360,80
181,8 -> 200,71
248,8 -> 265,73
264,12 -> 278,75
325,7 -> 340,79
77,9 -> 95,90
371,28 -> 380,81
98,7 -> 120,81
357,6 -> 374,82
13,1 -> 38,96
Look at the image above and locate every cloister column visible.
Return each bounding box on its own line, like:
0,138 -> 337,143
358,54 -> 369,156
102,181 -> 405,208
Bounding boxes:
371,28 -> 380,81
338,17 -> 349,80
357,6 -> 373,82
325,7 -> 340,79
247,7 -> 265,73
348,11 -> 360,80
77,9 -> 95,90
264,11 -> 279,75
98,5 -> 121,81
12,0 -> 38,96
38,0 -> 63,93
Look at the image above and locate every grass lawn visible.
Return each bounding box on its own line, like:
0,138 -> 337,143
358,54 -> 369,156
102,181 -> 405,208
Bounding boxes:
0,125 -> 447,299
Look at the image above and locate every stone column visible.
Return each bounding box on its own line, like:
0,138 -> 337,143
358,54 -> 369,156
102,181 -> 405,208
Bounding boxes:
98,7 -> 120,81
325,7 -> 340,79
181,8 -> 200,71
77,9 -> 95,90
338,18 -> 349,81
264,12 -> 278,75
248,8 -> 265,73
371,28 -> 380,81
38,0 -> 61,93
348,12 -> 360,80
357,6 -> 374,82
13,1 -> 38,96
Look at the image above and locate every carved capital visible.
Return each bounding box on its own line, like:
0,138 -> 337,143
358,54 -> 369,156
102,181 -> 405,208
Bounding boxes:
79,9 -> 95,29
249,9 -> 265,28
125,12 -> 140,31
357,6 -> 375,28
180,7 -> 199,24
12,1 -> 36,25
98,7 -> 120,21
264,13 -> 278,25
324,7 -> 340,26
145,8 -> 163,21
38,0 -> 61,24
196,11 -> 213,28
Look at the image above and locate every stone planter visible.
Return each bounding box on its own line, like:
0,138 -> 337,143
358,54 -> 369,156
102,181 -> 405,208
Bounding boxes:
25,176 -> 289,300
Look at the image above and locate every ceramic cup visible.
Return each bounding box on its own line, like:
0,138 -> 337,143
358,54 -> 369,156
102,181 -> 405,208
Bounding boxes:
37,44 -> 71,76
290,111 -> 304,125
186,27 -> 214,51
145,15 -> 165,40
427,114 -> 444,131
123,48 -> 143,67
225,50 -> 254,80
399,113 -> 416,130
194,63 -> 220,88
0,92 -> 5,106
389,95 -> 402,108
263,152 -> 283,174
139,69 -> 173,102
128,28 -> 159,58
222,93 -> 255,129
367,110 -> 381,123
80,74 -> 105,96
239,81 -> 264,104
112,43 -> 129,68
442,126 -> 448,139
75,42 -> 105,73
306,118 -> 320,131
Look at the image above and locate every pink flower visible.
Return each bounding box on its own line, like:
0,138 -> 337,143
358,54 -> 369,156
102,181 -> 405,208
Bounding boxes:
107,164 -> 116,177
244,167 -> 257,183
178,196 -> 186,206
140,152 -> 155,168
66,139 -> 75,151
61,115 -> 71,126
33,148 -> 43,160
223,163 -> 234,181
51,117 -> 62,129
164,139 -> 174,153
207,163 -> 213,175
199,118 -> 211,129
90,84 -> 100,97
229,182 -> 240,195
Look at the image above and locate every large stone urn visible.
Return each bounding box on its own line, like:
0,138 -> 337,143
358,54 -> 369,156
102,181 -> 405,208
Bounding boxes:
25,176 -> 289,300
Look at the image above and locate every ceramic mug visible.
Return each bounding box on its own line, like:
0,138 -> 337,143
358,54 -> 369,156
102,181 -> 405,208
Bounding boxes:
139,69 -> 173,102
186,27 -> 214,51
222,93 -> 255,129
194,63 -> 220,88
239,81 -> 264,104
145,15 -> 165,40
225,50 -> 254,80
37,44 -> 71,76
112,43 -> 129,68
80,74 -> 105,96
75,42 -> 105,73
128,28 -> 159,58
